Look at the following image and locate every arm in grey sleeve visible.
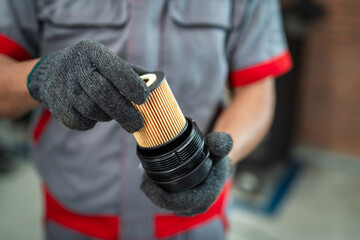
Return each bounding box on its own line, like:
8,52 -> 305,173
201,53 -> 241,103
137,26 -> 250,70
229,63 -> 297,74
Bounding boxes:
0,0 -> 40,118
226,0 -> 290,76
0,0 -> 39,57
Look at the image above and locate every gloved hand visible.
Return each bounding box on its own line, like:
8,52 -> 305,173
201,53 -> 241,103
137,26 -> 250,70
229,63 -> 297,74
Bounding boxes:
141,132 -> 233,216
27,40 -> 149,132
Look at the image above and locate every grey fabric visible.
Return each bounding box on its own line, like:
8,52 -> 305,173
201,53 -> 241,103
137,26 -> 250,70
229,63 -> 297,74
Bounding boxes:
46,221 -> 90,240
226,0 -> 288,71
37,0 -> 129,27
168,218 -> 225,240
206,132 -> 233,163
0,0 -> 39,57
28,40 -> 149,132
140,132 -> 233,216
32,119 -> 126,215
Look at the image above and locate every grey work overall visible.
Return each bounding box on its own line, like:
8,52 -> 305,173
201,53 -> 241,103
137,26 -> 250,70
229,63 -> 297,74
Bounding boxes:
0,0 -> 291,239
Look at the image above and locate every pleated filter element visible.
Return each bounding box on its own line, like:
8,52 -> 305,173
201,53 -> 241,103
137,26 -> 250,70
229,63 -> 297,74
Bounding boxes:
133,72 -> 187,148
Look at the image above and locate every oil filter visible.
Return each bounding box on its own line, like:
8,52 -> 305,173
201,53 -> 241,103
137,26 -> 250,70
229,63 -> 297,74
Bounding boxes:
133,71 -> 212,192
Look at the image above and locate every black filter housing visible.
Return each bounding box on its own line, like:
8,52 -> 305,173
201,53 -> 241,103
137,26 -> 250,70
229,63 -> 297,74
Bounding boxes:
137,118 -> 212,192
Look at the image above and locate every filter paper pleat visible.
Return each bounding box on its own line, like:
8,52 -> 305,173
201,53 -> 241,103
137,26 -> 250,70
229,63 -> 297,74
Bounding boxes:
133,79 -> 186,148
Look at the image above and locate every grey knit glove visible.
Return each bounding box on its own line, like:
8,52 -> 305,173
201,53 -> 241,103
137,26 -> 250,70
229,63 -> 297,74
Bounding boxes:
27,40 -> 149,132
141,132 -> 233,216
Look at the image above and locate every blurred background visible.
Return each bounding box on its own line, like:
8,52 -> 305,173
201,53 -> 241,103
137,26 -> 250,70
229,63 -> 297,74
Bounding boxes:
0,0 -> 359,239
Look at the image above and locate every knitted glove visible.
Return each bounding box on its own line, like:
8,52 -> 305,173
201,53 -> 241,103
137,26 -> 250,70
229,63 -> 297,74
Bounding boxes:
27,40 -> 149,132
141,132 -> 233,216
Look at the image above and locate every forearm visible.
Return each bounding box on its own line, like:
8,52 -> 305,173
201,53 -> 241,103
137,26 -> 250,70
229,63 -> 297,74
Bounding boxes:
213,77 -> 275,165
0,54 -> 40,118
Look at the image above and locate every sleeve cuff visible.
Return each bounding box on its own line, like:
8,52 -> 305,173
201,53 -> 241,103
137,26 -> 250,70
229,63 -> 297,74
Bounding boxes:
0,33 -> 32,61
229,50 -> 293,88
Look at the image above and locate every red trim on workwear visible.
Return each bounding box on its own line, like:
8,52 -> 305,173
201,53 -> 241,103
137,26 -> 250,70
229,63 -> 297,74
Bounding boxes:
43,185 -> 119,240
229,50 -> 292,87
0,33 -> 32,60
0,34 -> 50,143
43,181 -> 232,239
154,180 -> 233,238
33,110 -> 52,143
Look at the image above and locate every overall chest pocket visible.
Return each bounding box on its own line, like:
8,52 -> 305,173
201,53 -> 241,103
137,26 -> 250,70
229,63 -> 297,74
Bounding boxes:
37,0 -> 130,54
163,1 -> 234,117
38,0 -> 129,27
169,0 -> 232,30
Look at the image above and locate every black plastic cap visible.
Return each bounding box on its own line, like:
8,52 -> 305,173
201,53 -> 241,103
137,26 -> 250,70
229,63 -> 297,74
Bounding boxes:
137,118 -> 212,192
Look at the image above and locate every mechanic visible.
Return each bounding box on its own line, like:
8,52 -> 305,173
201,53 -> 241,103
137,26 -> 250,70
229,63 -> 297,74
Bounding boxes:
0,0 -> 292,239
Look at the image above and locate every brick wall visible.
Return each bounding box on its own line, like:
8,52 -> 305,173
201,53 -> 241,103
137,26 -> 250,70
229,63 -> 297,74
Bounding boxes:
296,0 -> 360,157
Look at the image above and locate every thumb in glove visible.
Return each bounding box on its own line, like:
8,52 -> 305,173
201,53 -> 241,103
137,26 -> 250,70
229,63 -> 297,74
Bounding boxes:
140,132 -> 233,216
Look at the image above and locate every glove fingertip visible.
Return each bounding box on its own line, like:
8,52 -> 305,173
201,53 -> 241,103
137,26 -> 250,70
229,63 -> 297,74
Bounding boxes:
140,178 -> 150,193
61,117 -> 97,131
135,82 -> 150,105
140,176 -> 165,204
125,74 -> 150,105
116,107 -> 144,133
120,119 -> 143,133
206,132 -> 233,158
